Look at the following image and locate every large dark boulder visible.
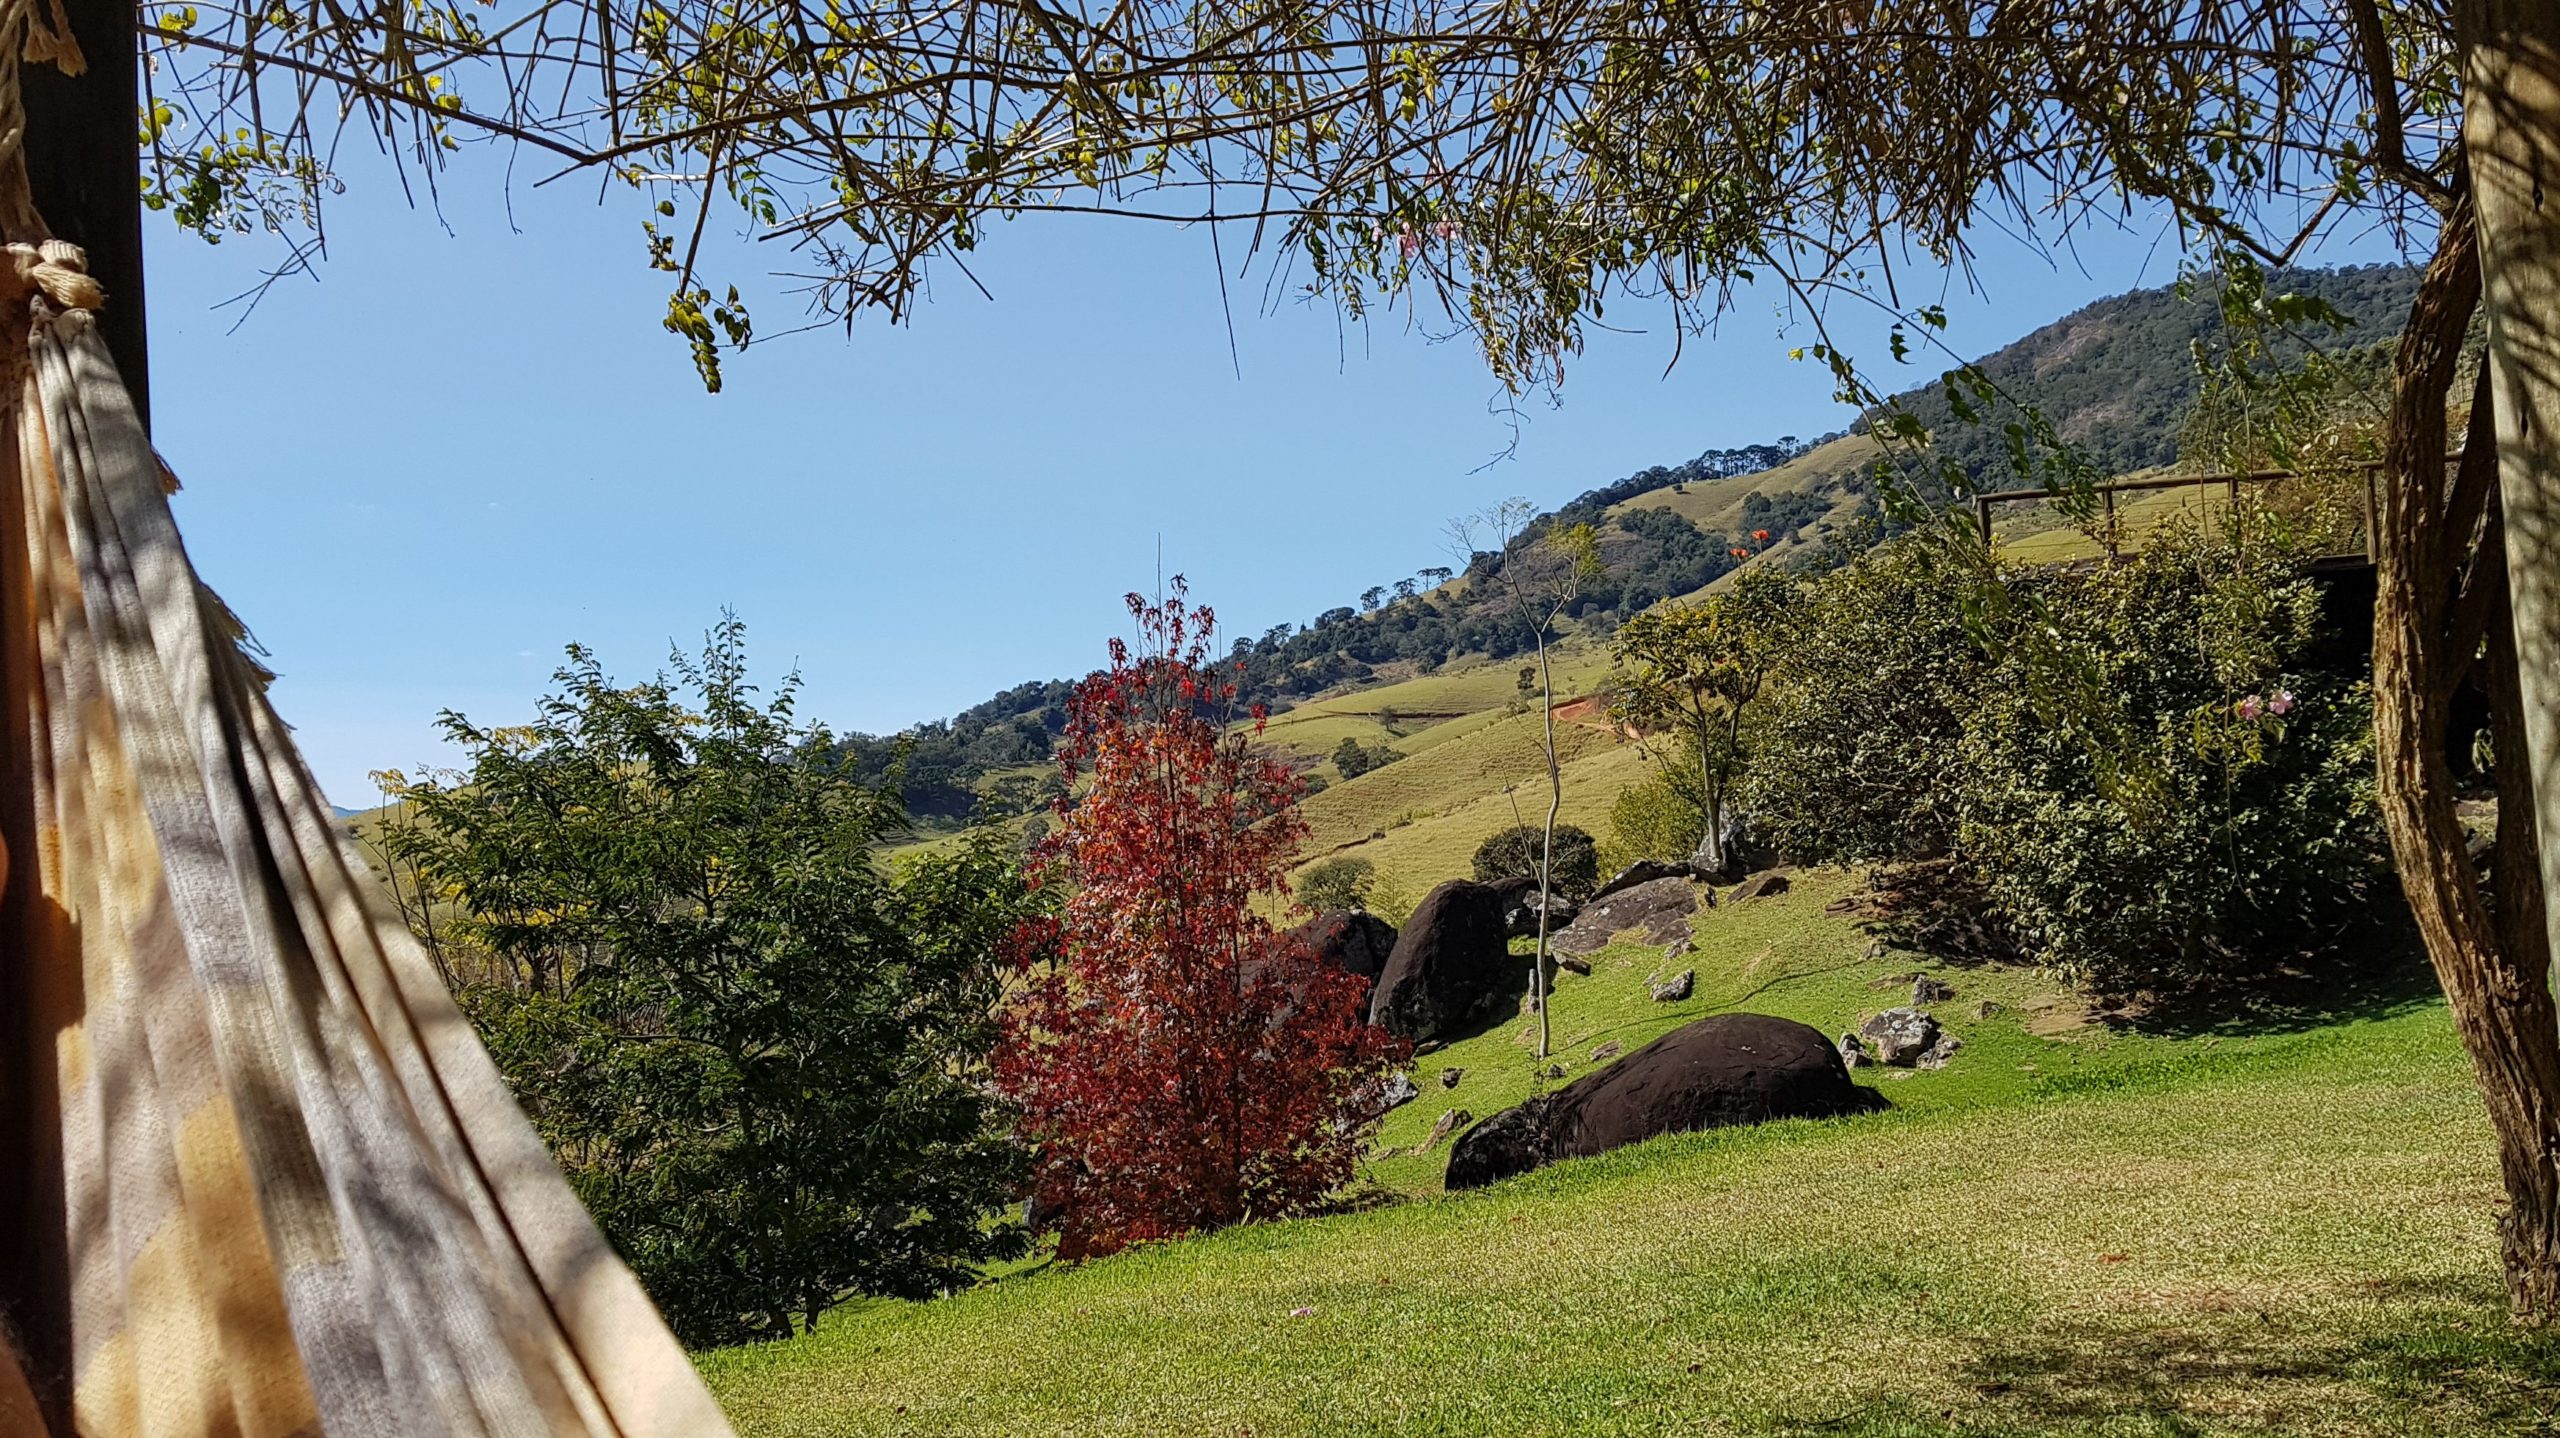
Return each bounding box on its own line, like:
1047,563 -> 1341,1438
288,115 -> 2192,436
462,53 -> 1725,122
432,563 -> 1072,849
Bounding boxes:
1369,879 -> 1516,1041
1287,910 -> 1399,982
1444,1014 -> 1887,1190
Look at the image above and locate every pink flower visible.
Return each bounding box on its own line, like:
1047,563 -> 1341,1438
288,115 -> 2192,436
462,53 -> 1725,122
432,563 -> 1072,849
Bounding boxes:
2235,695 -> 2265,721
1289,1306 -> 1316,1319
1398,230 -> 1422,259
2268,688 -> 2296,717
1432,219 -> 1460,240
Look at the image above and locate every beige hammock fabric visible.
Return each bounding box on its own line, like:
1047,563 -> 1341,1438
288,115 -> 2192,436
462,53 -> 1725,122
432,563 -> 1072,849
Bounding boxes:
0,224 -> 733,1438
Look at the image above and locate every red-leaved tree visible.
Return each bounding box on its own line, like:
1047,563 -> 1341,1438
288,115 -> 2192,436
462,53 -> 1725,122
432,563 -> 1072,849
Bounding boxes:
997,580 -> 1406,1260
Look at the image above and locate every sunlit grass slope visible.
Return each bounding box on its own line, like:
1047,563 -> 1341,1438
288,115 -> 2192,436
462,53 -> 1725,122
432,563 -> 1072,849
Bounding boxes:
701,874 -> 2509,1438
1613,433 -> 1880,534
1360,870 -> 2190,1195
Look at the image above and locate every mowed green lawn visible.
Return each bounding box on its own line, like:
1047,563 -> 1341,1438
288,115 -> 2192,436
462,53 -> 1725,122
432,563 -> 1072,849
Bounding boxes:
700,872 -> 2545,1438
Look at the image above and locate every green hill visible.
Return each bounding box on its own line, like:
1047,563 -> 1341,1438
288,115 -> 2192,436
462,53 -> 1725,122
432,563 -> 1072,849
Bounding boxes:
348,264 -> 2424,904
699,871 -> 2516,1438
820,263 -> 2418,841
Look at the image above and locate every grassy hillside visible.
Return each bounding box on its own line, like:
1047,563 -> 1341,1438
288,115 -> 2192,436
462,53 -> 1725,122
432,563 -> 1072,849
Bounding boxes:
1614,431 -> 1878,535
1274,642 -> 1647,900
700,871 -> 2512,1438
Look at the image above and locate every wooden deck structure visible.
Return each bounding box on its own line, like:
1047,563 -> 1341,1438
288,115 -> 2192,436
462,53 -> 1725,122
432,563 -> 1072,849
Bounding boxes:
1969,458 -> 2412,569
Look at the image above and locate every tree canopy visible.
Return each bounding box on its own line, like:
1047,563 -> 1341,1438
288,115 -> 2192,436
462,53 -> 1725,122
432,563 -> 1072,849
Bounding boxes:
147,0 -> 2427,393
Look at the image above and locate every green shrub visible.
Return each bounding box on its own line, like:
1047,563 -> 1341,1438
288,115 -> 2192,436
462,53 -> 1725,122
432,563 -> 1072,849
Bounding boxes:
1744,523 -> 2385,996
1608,765 -> 1708,865
1332,735 -> 1406,778
1954,530 -> 2383,992
1297,855 -> 1378,914
1367,874 -> 1418,929
1471,824 -> 1600,900
381,622 -> 1040,1346
1744,538 -> 1976,864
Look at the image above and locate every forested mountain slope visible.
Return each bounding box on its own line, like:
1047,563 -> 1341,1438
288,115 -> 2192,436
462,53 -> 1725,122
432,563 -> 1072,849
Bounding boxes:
844,262 -> 2423,823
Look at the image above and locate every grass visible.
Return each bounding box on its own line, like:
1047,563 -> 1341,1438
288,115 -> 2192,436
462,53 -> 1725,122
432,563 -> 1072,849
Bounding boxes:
1613,433 -> 1880,535
1995,486 -> 2241,565
1299,739 -> 1652,911
699,871 -> 2527,1438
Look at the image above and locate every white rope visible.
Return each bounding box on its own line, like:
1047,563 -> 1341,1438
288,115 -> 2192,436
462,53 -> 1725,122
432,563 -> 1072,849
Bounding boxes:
0,0 -> 83,176
5,237 -> 94,310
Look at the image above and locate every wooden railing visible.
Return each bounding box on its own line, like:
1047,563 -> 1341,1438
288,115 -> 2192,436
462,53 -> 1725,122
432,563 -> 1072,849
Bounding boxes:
1970,458 -> 2409,566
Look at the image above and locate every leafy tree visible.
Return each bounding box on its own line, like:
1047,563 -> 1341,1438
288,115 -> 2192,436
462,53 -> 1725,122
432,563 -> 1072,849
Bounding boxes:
1744,539 -> 1979,865
377,620 -> 1037,1346
1471,825 -> 1600,903
1746,525 -> 2387,996
1449,502 -> 1605,1058
1331,735 -> 1405,779
1608,768 -> 1708,867
1360,586 -> 1387,612
996,582 -> 1404,1261
1297,856 -> 1378,915
1611,566 -> 1799,875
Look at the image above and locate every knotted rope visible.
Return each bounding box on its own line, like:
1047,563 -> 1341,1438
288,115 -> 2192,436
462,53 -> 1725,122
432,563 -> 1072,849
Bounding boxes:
0,0 -> 83,174
3,237 -> 93,309
0,0 -> 96,370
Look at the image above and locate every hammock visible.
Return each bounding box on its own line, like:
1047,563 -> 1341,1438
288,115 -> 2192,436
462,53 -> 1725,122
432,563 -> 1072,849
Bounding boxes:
0,18 -> 734,1438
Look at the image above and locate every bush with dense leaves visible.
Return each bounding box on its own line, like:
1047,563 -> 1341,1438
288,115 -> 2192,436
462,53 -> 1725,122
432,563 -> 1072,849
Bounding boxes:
1955,532 -> 2383,991
1744,523 -> 2385,995
1608,765 -> 1709,866
380,620 -> 1039,1346
1332,735 -> 1406,778
1471,824 -> 1601,901
1744,539 -> 1979,864
1297,855 -> 1378,914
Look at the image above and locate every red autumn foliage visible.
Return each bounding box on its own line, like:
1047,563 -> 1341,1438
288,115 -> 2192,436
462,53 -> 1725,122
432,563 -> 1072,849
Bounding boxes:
996,580 -> 1406,1260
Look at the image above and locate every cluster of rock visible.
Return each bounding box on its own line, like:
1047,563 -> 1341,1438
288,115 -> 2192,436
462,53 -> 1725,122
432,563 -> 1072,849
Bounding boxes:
1839,979 -> 1965,1071
1444,1014 -> 1890,1189
1484,874 -> 1581,938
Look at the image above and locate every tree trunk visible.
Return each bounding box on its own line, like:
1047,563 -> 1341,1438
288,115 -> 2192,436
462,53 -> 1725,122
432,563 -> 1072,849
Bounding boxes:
2372,191 -> 2560,1321
1530,634 -> 1557,1061
2486,554 -> 2560,1315
2460,0 -> 2560,976
17,0 -> 145,428
1689,716 -> 1726,875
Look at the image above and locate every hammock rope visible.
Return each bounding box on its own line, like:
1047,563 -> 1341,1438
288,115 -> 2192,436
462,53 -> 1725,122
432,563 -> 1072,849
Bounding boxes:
0,8 -> 734,1434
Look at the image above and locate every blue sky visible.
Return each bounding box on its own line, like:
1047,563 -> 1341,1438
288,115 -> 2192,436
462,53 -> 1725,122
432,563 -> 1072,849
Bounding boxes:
140,164 -> 2396,805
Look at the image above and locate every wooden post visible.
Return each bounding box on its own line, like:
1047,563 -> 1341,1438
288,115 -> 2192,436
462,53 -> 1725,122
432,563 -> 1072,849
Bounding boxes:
2102,486 -> 2119,561
2364,463 -> 2380,565
20,0 -> 145,431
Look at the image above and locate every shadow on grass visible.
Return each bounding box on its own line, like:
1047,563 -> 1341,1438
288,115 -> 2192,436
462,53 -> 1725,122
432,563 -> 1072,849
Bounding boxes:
1759,1298 -> 2560,1436
2111,906 -> 2443,1041
1849,859 -> 2446,1043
